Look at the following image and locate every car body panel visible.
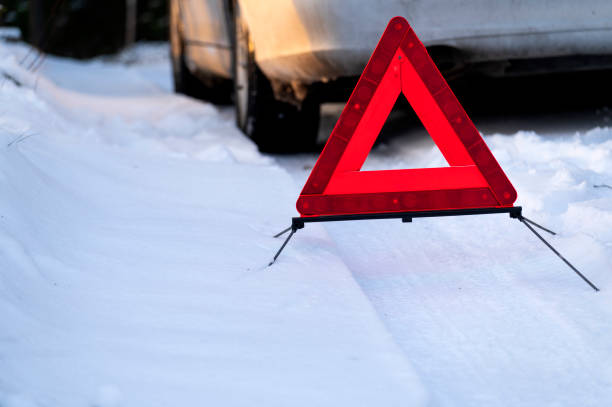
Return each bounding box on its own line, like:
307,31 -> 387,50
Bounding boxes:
181,0 -> 612,83
241,0 -> 612,82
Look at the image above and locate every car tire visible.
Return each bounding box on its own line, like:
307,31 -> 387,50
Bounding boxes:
232,1 -> 320,153
169,0 -> 231,103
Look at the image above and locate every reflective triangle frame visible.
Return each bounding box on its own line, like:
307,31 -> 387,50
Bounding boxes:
297,16 -> 517,217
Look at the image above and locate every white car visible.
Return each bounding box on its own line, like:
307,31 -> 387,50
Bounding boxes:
170,0 -> 612,151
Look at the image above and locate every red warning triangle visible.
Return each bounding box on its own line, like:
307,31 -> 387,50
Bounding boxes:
297,16 -> 517,217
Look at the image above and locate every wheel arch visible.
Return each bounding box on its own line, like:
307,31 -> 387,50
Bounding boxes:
227,0 -> 314,107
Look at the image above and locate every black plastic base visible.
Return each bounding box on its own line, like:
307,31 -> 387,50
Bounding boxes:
292,206 -> 522,230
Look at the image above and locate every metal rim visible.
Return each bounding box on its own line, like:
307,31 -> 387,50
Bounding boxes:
234,4 -> 250,130
169,0 -> 182,67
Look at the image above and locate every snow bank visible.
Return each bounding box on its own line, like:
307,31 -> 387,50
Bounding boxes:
0,43 -> 426,406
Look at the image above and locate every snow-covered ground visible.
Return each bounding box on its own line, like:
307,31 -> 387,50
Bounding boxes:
0,37 -> 611,406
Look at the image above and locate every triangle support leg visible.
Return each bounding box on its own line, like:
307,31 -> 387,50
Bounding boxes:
269,229 -> 296,266
520,216 -> 556,236
518,216 -> 599,292
274,226 -> 292,238
269,220 -> 304,266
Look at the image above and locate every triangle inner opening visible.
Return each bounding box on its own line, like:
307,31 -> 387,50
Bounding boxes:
361,96 -> 450,171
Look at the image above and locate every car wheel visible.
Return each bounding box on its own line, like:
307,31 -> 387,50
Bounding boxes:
169,0 -> 230,103
232,1 -> 320,153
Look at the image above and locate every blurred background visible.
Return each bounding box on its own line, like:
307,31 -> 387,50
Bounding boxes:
0,0 -> 168,57
0,0 -> 610,154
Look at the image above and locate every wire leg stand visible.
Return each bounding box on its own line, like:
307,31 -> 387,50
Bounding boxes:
520,216 -> 556,235
274,226 -> 292,238
519,217 -> 599,292
269,228 -> 297,266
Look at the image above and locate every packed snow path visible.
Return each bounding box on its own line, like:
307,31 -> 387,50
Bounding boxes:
1,37 -> 611,406
278,90 -> 612,406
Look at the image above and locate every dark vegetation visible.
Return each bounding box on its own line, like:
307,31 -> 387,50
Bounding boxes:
1,0 -> 169,58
